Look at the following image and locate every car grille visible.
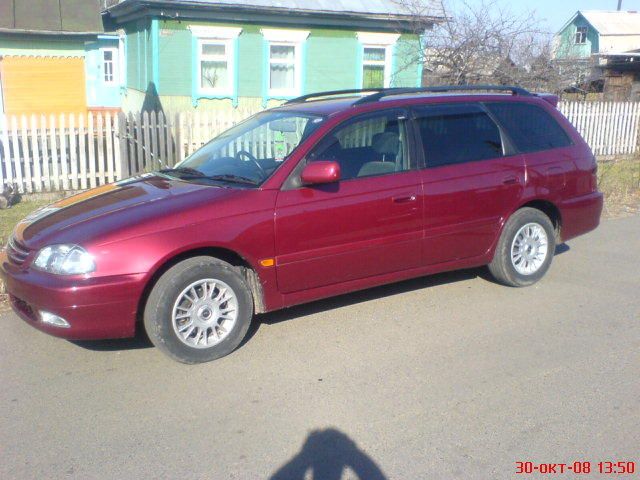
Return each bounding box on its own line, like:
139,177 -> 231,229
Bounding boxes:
6,235 -> 31,266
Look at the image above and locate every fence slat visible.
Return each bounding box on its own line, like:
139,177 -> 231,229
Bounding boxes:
150,111 -> 159,169
58,114 -> 69,190
39,115 -> 50,191
29,115 -> 41,191
87,113 -> 96,189
177,112 -> 185,162
105,112 -> 115,183
69,113 -> 78,190
0,116 -> 10,192
127,112 -> 136,175
96,113 -> 105,185
0,115 -> 12,192
20,116 -> 33,193
166,112 -> 174,166
114,112 -> 123,180
10,117 -> 23,192
158,111 -> 166,166
78,114 -> 87,190
142,111 -> 151,171
48,115 -> 59,190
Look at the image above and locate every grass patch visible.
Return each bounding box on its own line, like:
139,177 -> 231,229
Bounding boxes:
0,198 -> 54,246
597,156 -> 640,218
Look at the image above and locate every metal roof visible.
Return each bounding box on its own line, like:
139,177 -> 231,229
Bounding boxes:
575,10 -> 640,36
0,0 -> 104,34
105,0 -> 444,20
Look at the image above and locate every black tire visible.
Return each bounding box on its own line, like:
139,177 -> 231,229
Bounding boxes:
143,256 -> 254,364
488,208 -> 556,287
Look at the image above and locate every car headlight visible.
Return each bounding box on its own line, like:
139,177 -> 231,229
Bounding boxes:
33,245 -> 95,275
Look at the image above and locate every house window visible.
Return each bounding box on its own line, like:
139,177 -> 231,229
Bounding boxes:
362,47 -> 388,89
261,29 -> 310,98
357,32 -> 400,89
575,26 -> 588,44
188,25 -> 242,98
102,48 -> 118,84
269,44 -> 297,94
199,40 -> 231,92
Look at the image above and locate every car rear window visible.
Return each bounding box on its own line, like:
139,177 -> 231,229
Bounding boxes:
485,102 -> 573,153
414,104 -> 504,167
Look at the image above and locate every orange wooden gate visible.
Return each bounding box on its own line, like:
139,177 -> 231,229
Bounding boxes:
0,56 -> 87,115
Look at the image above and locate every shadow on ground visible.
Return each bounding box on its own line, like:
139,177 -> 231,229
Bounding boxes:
270,428 -> 387,480
71,329 -> 153,351
70,243 -> 570,353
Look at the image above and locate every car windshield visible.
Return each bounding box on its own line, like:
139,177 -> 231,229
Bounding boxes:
161,111 -> 325,187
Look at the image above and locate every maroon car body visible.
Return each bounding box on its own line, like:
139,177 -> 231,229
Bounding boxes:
1,90 -> 603,343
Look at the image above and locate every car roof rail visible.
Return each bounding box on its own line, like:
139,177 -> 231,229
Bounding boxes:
285,85 -> 533,106
285,89 -> 386,104
353,85 -> 533,105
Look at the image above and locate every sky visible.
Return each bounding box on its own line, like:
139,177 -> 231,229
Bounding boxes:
453,0 -> 640,32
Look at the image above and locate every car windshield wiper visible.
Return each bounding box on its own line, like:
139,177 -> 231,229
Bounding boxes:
158,167 -> 206,177
203,174 -> 260,186
178,173 -> 260,186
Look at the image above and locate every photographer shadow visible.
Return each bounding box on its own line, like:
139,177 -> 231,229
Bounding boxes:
270,428 -> 387,480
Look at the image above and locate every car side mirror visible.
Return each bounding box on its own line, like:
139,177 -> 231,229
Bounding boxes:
300,161 -> 341,186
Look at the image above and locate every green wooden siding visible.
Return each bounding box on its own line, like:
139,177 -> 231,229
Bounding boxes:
393,35 -> 422,88
306,29 -> 360,91
0,35 -> 84,56
125,18 -> 422,109
237,26 -> 265,98
157,21 -> 192,95
555,15 -> 599,59
125,19 -> 153,92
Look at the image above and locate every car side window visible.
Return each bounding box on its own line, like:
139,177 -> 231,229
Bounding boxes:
307,111 -> 412,180
484,102 -> 573,153
414,104 -> 505,168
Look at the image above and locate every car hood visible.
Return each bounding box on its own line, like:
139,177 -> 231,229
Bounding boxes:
14,174 -> 245,248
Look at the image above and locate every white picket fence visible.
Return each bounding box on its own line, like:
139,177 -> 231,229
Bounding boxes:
0,108 -> 260,193
0,101 -> 638,193
558,101 -> 640,156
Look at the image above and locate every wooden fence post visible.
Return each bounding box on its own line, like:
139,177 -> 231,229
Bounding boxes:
118,112 -> 130,179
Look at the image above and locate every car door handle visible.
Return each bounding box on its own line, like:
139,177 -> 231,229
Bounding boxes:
502,176 -> 518,185
392,195 -> 417,204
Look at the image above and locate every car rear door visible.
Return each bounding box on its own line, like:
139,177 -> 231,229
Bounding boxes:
413,102 -> 525,265
274,109 -> 424,294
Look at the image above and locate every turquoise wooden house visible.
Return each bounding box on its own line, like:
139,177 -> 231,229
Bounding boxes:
0,0 -> 124,114
103,0 -> 444,112
554,10 -> 640,60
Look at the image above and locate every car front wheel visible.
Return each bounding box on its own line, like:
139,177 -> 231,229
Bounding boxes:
488,207 -> 556,287
144,256 -> 254,364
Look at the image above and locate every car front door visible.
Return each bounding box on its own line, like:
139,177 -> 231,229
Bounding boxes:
274,110 -> 424,294
413,103 -> 525,265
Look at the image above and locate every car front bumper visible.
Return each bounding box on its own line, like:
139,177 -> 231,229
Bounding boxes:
1,251 -> 145,340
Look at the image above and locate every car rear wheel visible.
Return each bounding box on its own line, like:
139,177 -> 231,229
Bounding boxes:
144,256 -> 254,364
488,208 -> 556,287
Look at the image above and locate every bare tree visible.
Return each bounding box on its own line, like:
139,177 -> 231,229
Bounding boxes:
393,0 -> 591,93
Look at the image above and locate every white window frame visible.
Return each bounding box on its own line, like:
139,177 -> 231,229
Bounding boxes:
357,32 -> 400,89
261,28 -> 309,98
189,25 -> 242,97
575,26 -> 588,45
198,38 -> 234,94
102,47 -> 118,85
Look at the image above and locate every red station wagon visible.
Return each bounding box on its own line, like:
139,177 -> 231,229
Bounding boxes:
1,86 -> 603,363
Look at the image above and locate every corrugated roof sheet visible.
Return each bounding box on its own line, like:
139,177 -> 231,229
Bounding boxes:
0,0 -> 104,34
581,10 -> 640,36
107,0 -> 444,18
